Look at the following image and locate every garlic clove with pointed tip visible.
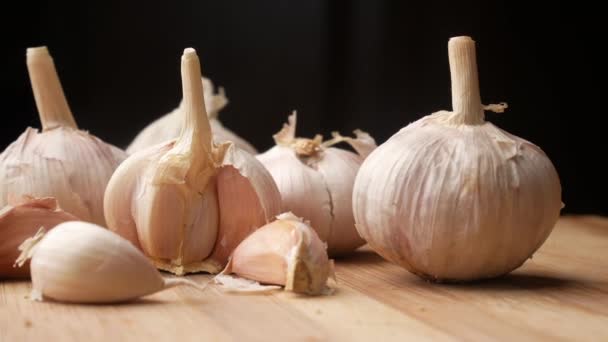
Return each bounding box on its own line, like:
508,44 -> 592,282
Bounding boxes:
216,212 -> 332,295
257,112 -> 376,256
127,76 -> 257,155
104,48 -> 280,276
15,222 -> 206,303
0,46 -> 127,226
0,196 -> 78,278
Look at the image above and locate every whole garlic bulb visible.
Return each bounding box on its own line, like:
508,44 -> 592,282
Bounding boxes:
104,48 -> 281,276
257,113 -> 376,256
352,36 -> 562,282
126,76 -> 257,154
15,222 -> 206,303
0,47 -> 127,226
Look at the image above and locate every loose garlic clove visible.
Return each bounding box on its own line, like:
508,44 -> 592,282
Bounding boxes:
15,222 -> 206,304
257,113 -> 376,256
0,47 -> 127,226
352,36 -> 563,282
104,48 -> 281,276
215,212 -> 332,295
0,196 -> 77,278
127,77 -> 257,155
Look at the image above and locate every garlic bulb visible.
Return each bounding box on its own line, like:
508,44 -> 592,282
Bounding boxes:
15,222 -> 206,303
0,196 -> 77,278
104,48 -> 281,276
352,36 -> 562,282
215,212 -> 332,295
0,47 -> 127,226
257,113 -> 376,255
127,77 -> 257,154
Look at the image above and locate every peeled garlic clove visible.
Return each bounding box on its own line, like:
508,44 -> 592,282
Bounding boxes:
15,222 -> 205,303
217,212 -> 332,295
105,48 -> 280,276
127,77 -> 257,155
257,112 -> 376,256
0,47 -> 127,226
0,196 -> 77,278
352,36 -> 563,282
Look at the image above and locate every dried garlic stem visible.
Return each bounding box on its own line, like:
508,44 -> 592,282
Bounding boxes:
448,36 -> 484,125
26,47 -> 77,131
174,48 -> 213,156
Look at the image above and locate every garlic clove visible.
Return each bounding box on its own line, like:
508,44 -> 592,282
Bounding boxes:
127,77 -> 257,155
15,222 -> 206,303
0,196 -> 77,278
217,212 -> 332,295
0,47 -> 126,226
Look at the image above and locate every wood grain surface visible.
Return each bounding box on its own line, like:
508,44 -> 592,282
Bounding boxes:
1,215 -> 607,341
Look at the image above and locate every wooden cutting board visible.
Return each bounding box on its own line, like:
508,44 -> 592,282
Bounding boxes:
1,215 -> 607,341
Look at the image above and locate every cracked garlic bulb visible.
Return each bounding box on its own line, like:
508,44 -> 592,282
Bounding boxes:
352,36 -> 562,281
0,47 -> 126,226
127,76 -> 257,154
104,48 -> 280,275
257,113 -> 376,256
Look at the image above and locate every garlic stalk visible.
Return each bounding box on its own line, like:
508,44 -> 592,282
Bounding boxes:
256,113 -> 376,255
15,222 -> 206,303
215,212 -> 332,295
127,77 -> 257,154
104,48 -> 281,275
0,47 -> 127,226
0,196 -> 77,278
352,36 -> 562,282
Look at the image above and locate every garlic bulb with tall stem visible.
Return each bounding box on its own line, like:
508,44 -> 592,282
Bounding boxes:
104,48 -> 281,276
0,47 -> 127,226
15,222 -> 206,303
352,36 -> 562,282
126,77 -> 257,154
257,113 -> 376,256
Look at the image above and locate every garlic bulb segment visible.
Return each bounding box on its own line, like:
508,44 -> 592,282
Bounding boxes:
15,222 -> 206,304
104,48 -> 280,276
257,112 -> 376,256
0,196 -> 77,278
216,212 -> 332,295
127,77 -> 257,154
0,47 -> 127,226
352,36 -> 562,282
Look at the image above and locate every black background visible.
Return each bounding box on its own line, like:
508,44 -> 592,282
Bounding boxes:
1,2 -> 602,214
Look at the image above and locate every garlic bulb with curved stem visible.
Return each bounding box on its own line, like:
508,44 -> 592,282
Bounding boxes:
257,112 -> 376,256
0,47 -> 126,226
352,36 -> 562,282
104,48 -> 280,275
126,77 -> 257,155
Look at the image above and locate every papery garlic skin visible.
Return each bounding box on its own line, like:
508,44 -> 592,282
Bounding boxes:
104,48 -> 280,276
219,212 -> 331,295
127,77 -> 257,155
0,196 -> 77,278
352,36 -> 562,281
257,113 -> 376,256
0,47 -> 126,226
17,222 -> 204,303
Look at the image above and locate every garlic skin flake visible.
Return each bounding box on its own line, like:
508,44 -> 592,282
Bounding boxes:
15,222 -> 205,304
352,36 -> 562,282
0,47 -> 126,226
104,48 -> 280,276
0,196 -> 77,278
216,212 -> 332,295
257,113 -> 376,256
127,77 -> 257,155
